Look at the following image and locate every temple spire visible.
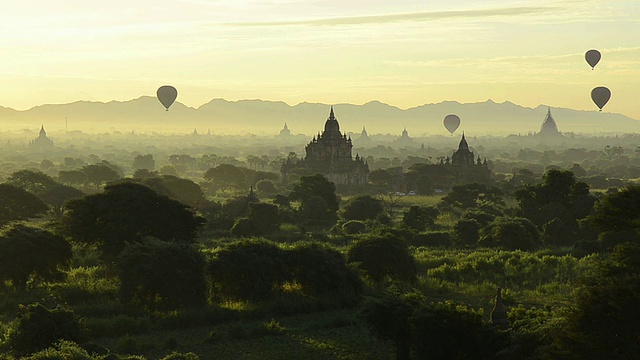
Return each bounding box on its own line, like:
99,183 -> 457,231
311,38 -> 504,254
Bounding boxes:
490,287 -> 510,330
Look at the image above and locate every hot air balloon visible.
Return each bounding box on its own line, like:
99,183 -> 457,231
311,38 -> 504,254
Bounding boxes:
591,86 -> 611,111
156,85 -> 178,111
443,114 -> 461,135
585,49 -> 601,70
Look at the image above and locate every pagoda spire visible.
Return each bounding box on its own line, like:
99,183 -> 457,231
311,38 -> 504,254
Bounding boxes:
490,287 -> 510,330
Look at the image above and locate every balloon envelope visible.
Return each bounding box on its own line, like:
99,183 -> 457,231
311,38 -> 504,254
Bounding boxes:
443,114 -> 461,134
157,85 -> 178,110
591,86 -> 611,111
585,49 -> 601,70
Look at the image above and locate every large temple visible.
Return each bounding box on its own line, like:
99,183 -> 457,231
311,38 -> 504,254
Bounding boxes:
538,107 -> 563,137
438,133 -> 491,184
281,107 -> 369,186
29,125 -> 54,150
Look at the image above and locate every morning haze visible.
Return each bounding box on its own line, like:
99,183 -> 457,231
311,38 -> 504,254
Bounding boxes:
1,1 -> 640,360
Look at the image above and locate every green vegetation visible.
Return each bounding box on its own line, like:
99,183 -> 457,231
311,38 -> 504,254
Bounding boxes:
1,155 -> 639,359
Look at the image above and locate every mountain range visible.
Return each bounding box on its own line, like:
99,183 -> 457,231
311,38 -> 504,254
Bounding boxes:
1,97 -> 638,135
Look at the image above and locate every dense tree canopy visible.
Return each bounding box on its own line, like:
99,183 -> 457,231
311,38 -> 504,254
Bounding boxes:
440,183 -> 504,211
549,243 -> 640,358
0,225 -> 72,290
81,164 -> 121,187
116,238 -> 207,310
7,170 -> 57,194
132,154 -> 155,171
479,217 -> 540,251
341,195 -> 384,221
402,205 -> 439,232
60,182 -> 204,261
204,164 -> 247,191
516,169 -> 594,228
290,174 -> 339,224
0,184 -> 49,226
589,185 -> 640,234
347,234 -> 416,283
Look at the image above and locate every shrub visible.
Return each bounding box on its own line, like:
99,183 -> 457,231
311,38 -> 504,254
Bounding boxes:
342,220 -> 367,235
341,195 -> 384,221
347,234 -> 417,283
116,238 -> 207,310
6,303 -> 83,357
402,205 -> 439,232
247,203 -> 280,234
21,340 -> 95,360
479,217 -> 540,251
161,352 -> 199,360
454,219 -> 481,246
286,242 -> 361,298
230,217 -> 258,237
208,239 -> 288,301
411,231 -> 452,247
0,225 -> 72,291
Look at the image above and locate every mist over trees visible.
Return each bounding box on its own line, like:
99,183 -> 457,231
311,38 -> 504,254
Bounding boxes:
1,128 -> 640,359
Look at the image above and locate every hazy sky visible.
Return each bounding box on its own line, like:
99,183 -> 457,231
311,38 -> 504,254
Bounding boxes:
1,0 -> 639,119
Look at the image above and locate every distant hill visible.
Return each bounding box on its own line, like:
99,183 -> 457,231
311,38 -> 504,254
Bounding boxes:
0,97 -> 638,135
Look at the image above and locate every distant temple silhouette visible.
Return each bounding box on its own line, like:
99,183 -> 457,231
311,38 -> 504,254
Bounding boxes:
278,123 -> 291,137
358,126 -> 371,143
29,125 -> 53,150
451,133 -> 486,166
393,127 -> 415,147
437,133 -> 491,184
281,107 -> 369,186
537,107 -> 563,137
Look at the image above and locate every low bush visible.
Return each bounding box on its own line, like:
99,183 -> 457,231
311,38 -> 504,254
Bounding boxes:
5,303 -> 83,357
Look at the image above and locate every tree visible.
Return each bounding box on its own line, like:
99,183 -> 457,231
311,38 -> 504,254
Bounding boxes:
38,184 -> 84,218
414,175 -> 434,195
286,242 -> 361,298
204,164 -> 247,191
439,183 -> 504,210
57,170 -> 87,186
132,154 -> 155,171
454,218 -> 482,246
549,243 -> 640,358
81,164 -> 120,187
60,182 -> 204,262
255,179 -> 277,197
342,220 -> 367,235
116,238 -> 207,310
410,301 -> 503,360
341,195 -> 384,221
6,303 -> 83,357
141,175 -> 208,209
347,234 -> 416,283
247,202 -> 280,234
132,168 -> 159,179
479,217 -> 540,251
208,239 -> 288,301
0,225 -> 72,290
516,169 -> 595,242
369,169 -> 392,187
589,185 -> 640,234
402,205 -> 439,232
360,290 -> 423,360
290,174 -> 339,224
0,184 -> 49,227
361,290 -> 505,360
7,170 -> 57,194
